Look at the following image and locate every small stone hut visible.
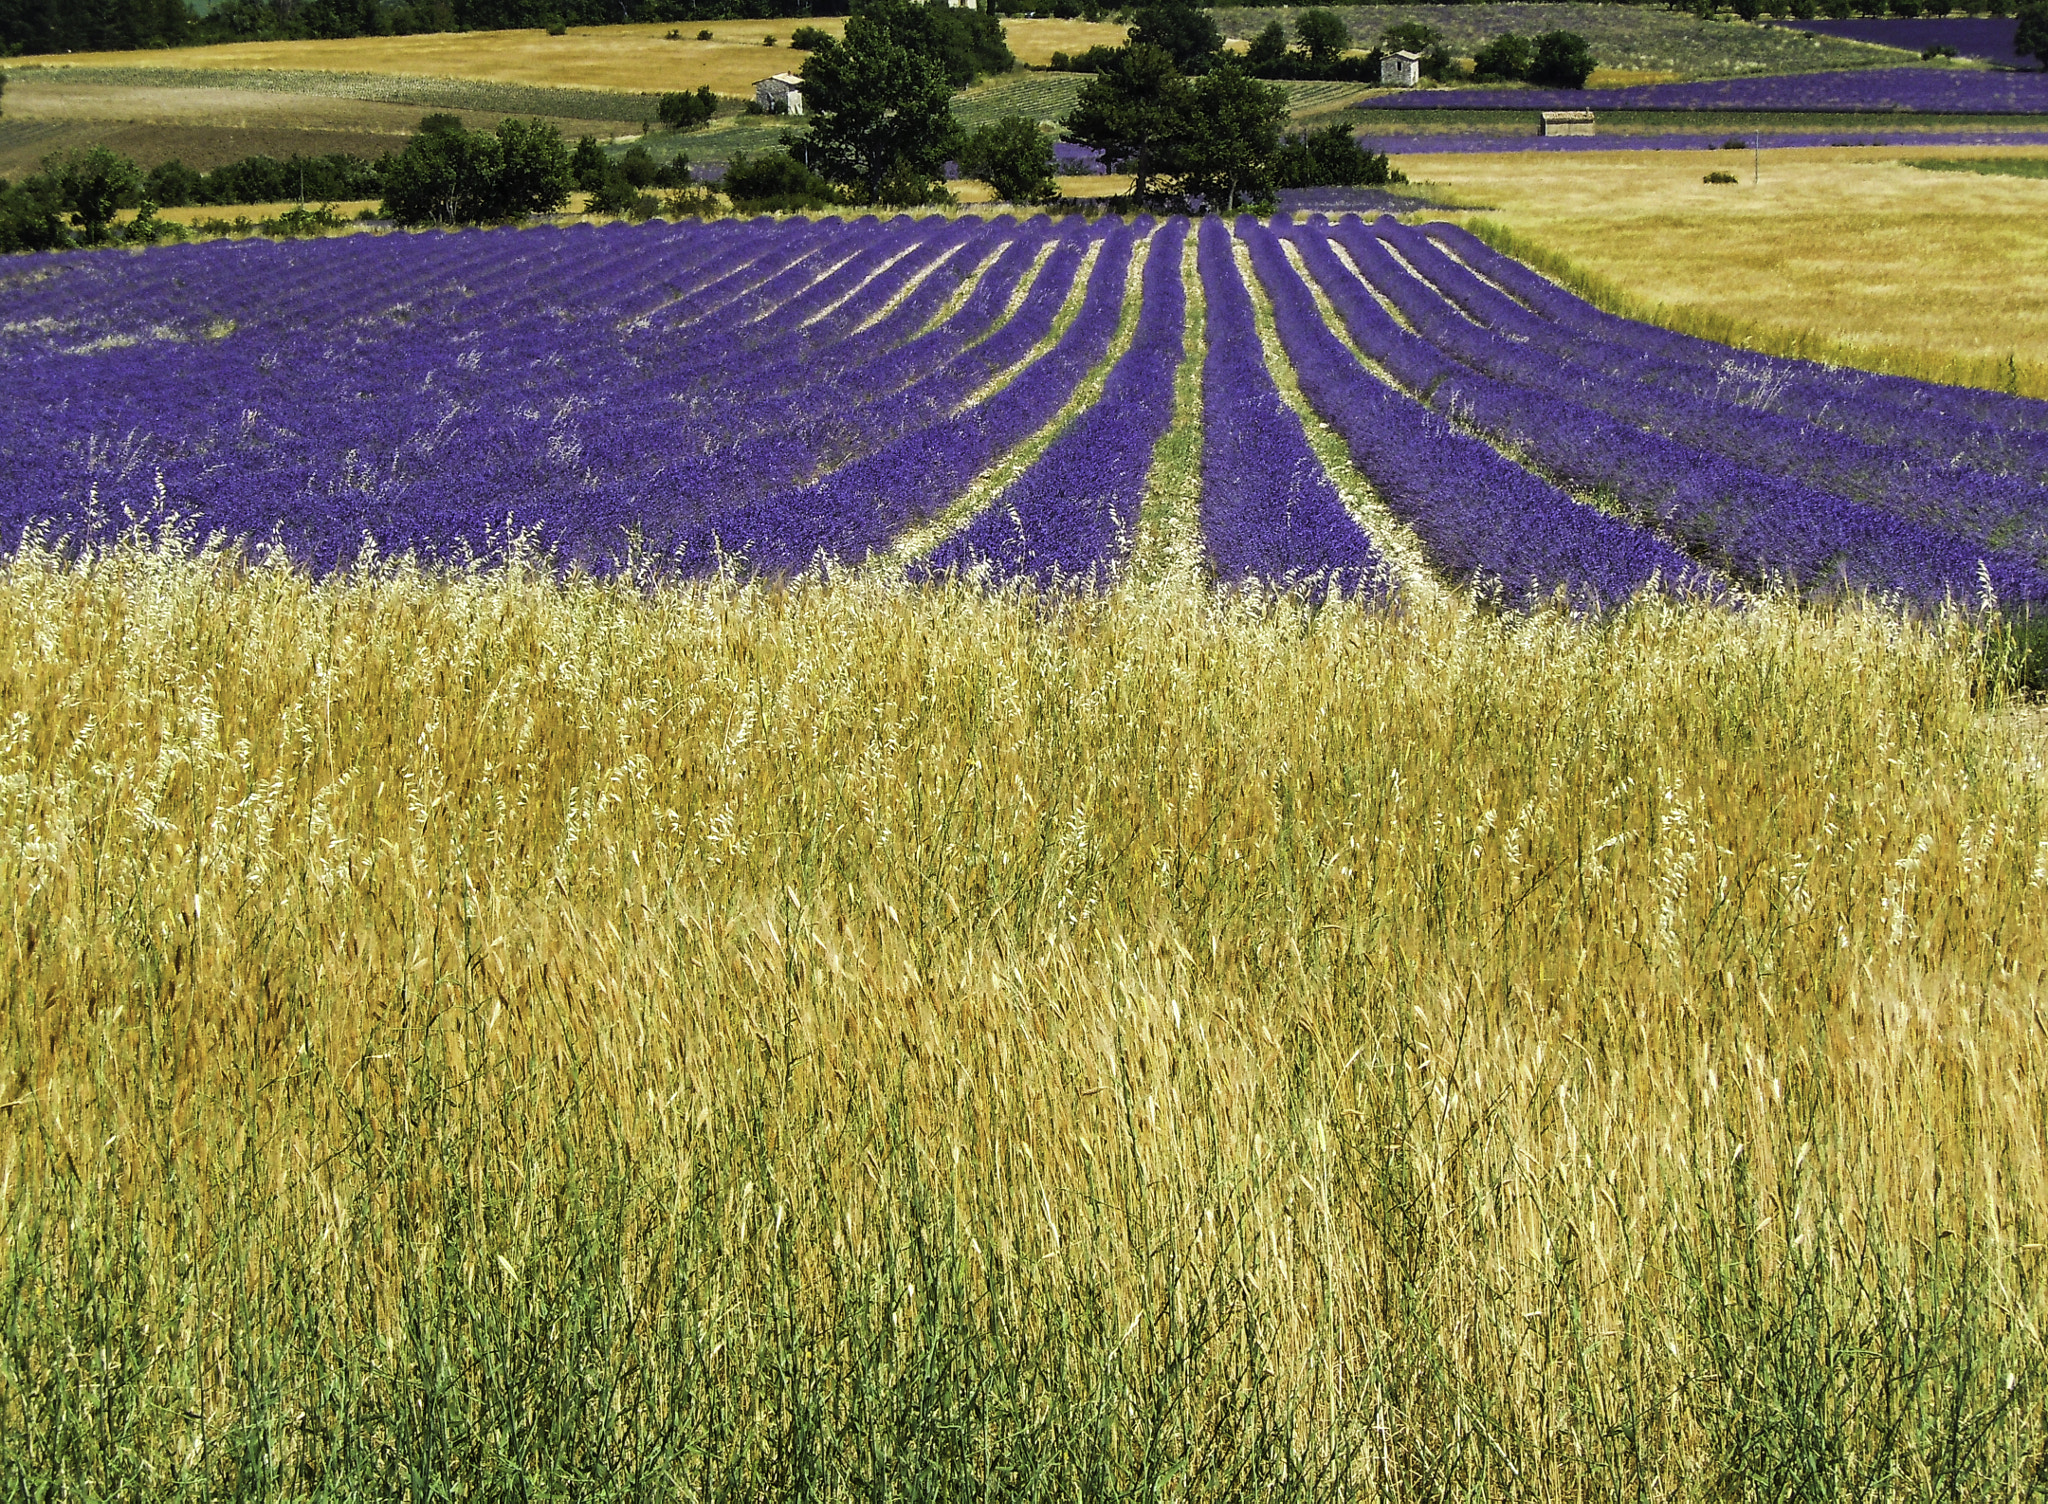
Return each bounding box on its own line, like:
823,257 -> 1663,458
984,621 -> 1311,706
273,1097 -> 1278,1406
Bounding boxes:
1380,50 -> 1422,87
1539,110 -> 1596,137
754,72 -> 805,115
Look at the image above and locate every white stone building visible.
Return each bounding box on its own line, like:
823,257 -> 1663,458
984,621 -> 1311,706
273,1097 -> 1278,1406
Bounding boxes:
754,73 -> 805,114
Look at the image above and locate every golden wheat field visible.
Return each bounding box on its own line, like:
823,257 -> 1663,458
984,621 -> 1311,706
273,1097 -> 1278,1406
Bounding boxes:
1,533 -> 2045,1494
13,17 -> 1131,91
1420,147 -> 2048,400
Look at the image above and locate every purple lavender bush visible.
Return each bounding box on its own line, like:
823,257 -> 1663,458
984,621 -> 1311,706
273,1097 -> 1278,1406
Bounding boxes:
920,219 -> 1189,589
1198,216 -> 1390,601
1248,220 -> 1715,610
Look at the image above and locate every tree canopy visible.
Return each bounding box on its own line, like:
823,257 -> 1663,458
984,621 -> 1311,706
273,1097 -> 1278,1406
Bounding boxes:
1063,47 -> 1287,212
959,115 -> 1057,206
797,0 -> 960,205
1293,8 -> 1350,67
380,116 -> 571,225
1127,0 -> 1224,75
1527,31 -> 1597,89
2017,1 -> 2048,67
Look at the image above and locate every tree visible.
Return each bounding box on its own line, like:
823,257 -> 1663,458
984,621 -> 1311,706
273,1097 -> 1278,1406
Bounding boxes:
1174,65 -> 1287,211
1062,43 -> 1192,201
1246,20 -> 1287,69
799,6 -> 959,204
491,117 -> 572,216
381,124 -> 501,224
1528,31 -> 1596,89
570,135 -> 607,191
721,151 -> 842,211
1293,8 -> 1350,68
379,117 -> 570,224
657,85 -> 717,130
1128,0 -> 1223,73
1471,33 -> 1534,82
1274,123 -> 1404,189
2017,0 -> 2048,67
959,115 -> 1056,204
0,174 -> 69,254
52,146 -> 140,243
144,158 -> 205,207
1380,21 -> 1445,55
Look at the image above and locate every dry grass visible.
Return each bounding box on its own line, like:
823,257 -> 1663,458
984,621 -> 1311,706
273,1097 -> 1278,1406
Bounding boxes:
13,18 -> 1126,94
1,537 -> 2044,1494
1409,144 -> 2048,398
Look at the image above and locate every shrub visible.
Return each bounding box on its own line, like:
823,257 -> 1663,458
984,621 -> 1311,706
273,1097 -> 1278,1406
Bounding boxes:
720,150 -> 841,211
657,85 -> 717,130
381,117 -> 571,225
1471,32 -> 1533,82
142,159 -> 204,207
697,28 -> 712,39
570,135 -> 607,191
662,183 -> 720,217
789,25 -> 830,50
1274,123 -> 1404,188
1705,169 -> 1740,182
959,116 -> 1057,203
1527,30 -> 1597,90
619,143 -> 659,187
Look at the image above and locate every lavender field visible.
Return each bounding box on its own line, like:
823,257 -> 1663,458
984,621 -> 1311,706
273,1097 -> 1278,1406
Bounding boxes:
1362,65 -> 2048,113
5,212 -> 2047,612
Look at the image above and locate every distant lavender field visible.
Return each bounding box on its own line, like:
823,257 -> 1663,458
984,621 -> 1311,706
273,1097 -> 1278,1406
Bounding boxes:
1360,127 -> 2048,152
1776,16 -> 2028,64
1360,66 -> 2048,113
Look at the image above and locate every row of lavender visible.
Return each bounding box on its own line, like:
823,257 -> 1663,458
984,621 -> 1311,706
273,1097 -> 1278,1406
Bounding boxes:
5,215 -> 2047,609
0,215 -> 1153,577
1247,215 -> 2048,611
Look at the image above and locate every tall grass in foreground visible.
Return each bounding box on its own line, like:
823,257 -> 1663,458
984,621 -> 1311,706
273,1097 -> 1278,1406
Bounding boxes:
2,542 -> 2046,1499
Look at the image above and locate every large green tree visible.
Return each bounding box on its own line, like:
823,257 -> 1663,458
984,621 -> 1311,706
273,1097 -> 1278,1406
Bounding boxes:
380,116 -> 571,225
1528,30 -> 1597,89
1173,65 -> 1287,213
52,146 -> 140,243
1061,43 -> 1192,201
798,3 -> 959,204
1292,8 -> 1350,68
1127,0 -> 1223,74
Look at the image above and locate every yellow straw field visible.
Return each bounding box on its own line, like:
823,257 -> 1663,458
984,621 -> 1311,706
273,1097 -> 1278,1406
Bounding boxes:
10,17 -> 1130,93
1,539 -> 2044,1494
1418,146 -> 2048,399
